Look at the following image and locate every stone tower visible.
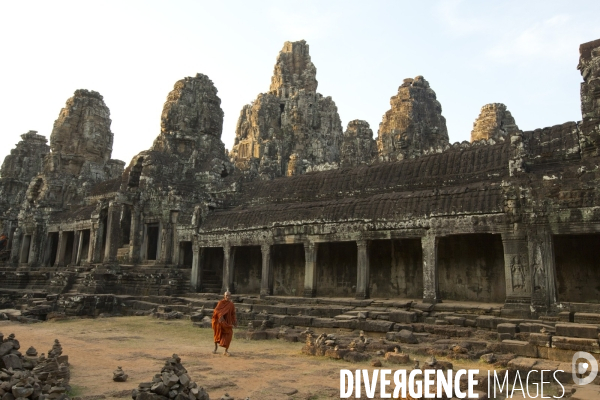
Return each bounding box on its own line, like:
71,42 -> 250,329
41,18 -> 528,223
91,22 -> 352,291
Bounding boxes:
578,38 -> 600,156
50,89 -> 114,165
470,103 -> 519,142
377,76 -> 449,161
230,40 -> 343,179
340,120 -> 377,168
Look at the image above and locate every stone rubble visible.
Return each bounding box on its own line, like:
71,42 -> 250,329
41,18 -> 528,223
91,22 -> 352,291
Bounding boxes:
131,354 -> 209,400
0,333 -> 71,400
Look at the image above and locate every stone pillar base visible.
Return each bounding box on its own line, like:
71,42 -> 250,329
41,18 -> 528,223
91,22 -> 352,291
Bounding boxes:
355,291 -> 369,300
303,289 -> 316,298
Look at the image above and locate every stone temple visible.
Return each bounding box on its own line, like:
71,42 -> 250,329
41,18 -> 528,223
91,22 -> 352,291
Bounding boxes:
1,38 -> 600,323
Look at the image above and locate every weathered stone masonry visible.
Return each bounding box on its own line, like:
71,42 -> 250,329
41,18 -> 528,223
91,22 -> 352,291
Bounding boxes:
2,39 -> 600,319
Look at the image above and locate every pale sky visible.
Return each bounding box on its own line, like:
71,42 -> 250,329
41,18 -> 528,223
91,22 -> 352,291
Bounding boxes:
1,1 -> 600,167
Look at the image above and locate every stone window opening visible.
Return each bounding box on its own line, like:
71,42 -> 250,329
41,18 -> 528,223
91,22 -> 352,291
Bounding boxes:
128,157 -> 144,187
179,241 -> 193,267
47,232 -> 59,266
80,229 -> 91,264
62,231 -> 76,266
146,224 -> 159,261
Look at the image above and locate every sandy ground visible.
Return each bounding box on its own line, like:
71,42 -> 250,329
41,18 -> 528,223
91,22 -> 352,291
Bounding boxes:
3,317 -> 598,400
0,317 -> 354,399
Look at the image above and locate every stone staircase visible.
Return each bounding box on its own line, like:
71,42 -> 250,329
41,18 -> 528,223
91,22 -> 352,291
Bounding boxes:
200,270 -> 221,294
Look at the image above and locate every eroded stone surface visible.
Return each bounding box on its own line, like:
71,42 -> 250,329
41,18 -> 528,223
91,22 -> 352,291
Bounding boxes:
230,40 -> 343,179
377,76 -> 449,161
470,103 -> 519,142
340,120 -> 376,168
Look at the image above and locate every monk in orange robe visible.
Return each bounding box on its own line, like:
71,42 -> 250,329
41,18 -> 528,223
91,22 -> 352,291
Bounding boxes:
212,291 -> 236,355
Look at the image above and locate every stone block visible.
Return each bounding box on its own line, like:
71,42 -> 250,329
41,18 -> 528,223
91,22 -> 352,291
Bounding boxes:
343,351 -> 370,363
388,310 -> 417,324
476,316 -> 497,330
498,333 -> 512,341
558,311 -> 574,322
529,333 -> 551,347
386,329 -> 418,344
507,357 -> 537,372
500,340 -> 538,358
497,323 -> 518,335
574,313 -> 600,324
252,304 -> 288,314
555,323 -> 600,339
394,323 -> 413,332
551,336 -> 600,353
445,316 -> 465,326
310,318 -> 338,328
281,315 -> 313,327
356,320 -> 394,333
518,322 -> 554,334
247,331 -> 268,340
384,352 -> 410,364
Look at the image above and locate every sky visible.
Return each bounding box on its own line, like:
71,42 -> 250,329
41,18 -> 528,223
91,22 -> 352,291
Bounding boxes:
1,0 -> 600,167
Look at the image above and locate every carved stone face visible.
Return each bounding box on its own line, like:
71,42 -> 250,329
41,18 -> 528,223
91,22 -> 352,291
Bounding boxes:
394,133 -> 409,149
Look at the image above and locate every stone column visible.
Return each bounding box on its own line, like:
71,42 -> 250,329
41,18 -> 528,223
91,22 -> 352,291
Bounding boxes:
528,228 -> 557,310
422,233 -> 440,304
191,242 -> 201,291
222,244 -> 235,293
28,226 -> 42,267
71,230 -> 81,266
356,240 -> 370,299
56,231 -> 67,267
104,202 -> 122,263
303,241 -> 318,297
129,207 -> 142,264
90,219 -> 105,263
9,228 -> 21,264
501,232 -> 531,312
75,231 -> 84,266
260,244 -> 273,298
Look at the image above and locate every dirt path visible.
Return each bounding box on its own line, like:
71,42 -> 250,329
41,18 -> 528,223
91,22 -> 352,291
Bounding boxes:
1,317 -> 353,399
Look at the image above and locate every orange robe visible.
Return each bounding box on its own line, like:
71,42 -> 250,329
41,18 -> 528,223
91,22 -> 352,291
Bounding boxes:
212,299 -> 236,349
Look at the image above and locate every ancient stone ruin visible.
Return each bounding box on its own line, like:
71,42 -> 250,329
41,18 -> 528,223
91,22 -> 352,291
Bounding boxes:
0,333 -> 71,400
1,39 -> 600,345
470,103 -> 519,143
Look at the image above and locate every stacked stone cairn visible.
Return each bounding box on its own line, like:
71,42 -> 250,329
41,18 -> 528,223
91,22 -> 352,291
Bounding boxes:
113,366 -> 128,382
0,333 -> 71,400
131,354 -> 209,400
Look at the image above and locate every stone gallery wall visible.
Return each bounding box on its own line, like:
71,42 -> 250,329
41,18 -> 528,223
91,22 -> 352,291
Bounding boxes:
2,38 -> 600,316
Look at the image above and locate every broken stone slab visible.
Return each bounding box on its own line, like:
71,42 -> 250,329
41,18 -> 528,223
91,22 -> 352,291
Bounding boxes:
386,330 -> 418,344
497,323 -> 518,335
343,351 -> 370,363
518,322 -> 555,334
388,310 -> 417,324
574,313 -> 600,324
475,316 -> 498,330
356,320 -> 394,333
529,333 -> 552,347
551,336 -> 600,353
555,323 -> 600,339
500,340 -> 539,358
445,316 -> 465,326
384,352 -> 410,364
